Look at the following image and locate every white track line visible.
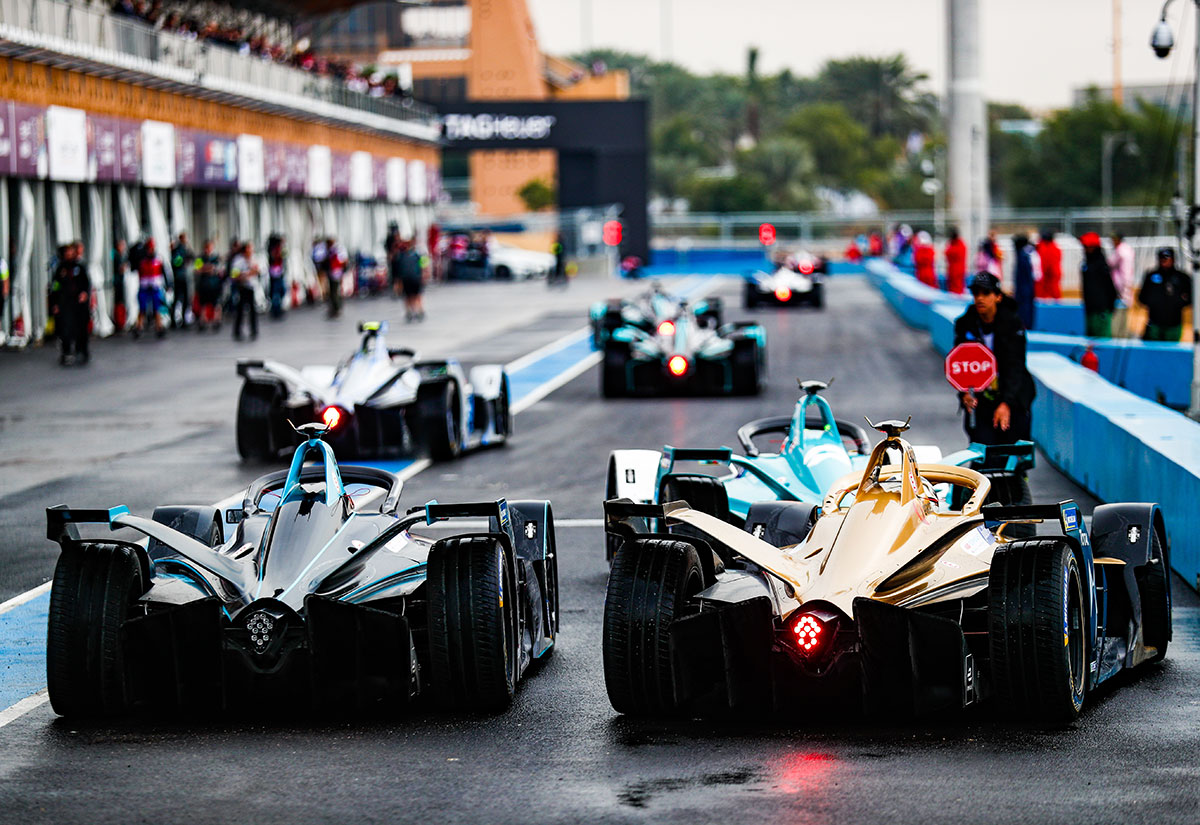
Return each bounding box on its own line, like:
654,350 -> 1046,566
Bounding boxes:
510,353 -> 602,415
0,581 -> 51,615
504,327 -> 591,373
0,691 -> 48,729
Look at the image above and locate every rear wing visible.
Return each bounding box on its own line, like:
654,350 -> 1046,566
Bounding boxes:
981,500 -> 1087,543
418,499 -> 513,538
46,504 -> 130,542
970,440 -> 1036,475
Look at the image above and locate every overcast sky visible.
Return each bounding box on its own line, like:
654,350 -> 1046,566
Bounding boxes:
526,0 -> 1197,110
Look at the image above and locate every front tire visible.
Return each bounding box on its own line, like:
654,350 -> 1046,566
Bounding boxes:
47,544 -> 146,718
603,538 -> 704,715
988,538 -> 1088,723
426,537 -> 517,710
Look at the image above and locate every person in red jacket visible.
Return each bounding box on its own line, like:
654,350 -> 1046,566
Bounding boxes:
944,226 -> 968,294
1035,228 -> 1062,299
913,230 -> 937,287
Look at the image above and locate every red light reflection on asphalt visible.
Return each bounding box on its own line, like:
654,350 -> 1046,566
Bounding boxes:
773,752 -> 837,795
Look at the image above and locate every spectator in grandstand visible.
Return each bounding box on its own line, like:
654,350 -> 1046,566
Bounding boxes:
229,241 -> 260,341
1080,232 -> 1118,338
170,231 -> 192,329
49,242 -> 92,366
267,233 -> 287,320
1109,233 -> 1135,336
133,237 -> 167,339
1138,247 -> 1193,342
1035,229 -> 1063,299
1010,233 -> 1037,331
944,227 -> 967,294
194,238 -> 224,332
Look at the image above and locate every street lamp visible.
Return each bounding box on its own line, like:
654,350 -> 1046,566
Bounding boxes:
1151,0 -> 1200,417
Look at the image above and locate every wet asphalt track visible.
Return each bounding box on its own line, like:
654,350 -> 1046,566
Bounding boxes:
0,275 -> 1197,825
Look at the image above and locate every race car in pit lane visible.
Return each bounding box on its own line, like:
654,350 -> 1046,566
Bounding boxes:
603,380 -> 1034,559
743,251 -> 828,308
600,309 -> 765,398
235,321 -> 510,461
589,281 -> 723,349
602,419 -> 1171,722
45,422 -> 558,718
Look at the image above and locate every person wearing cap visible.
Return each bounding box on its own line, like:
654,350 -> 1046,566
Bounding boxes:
1138,248 -> 1192,341
1080,232 -> 1117,338
953,272 -> 1036,445
1011,233 -> 1037,330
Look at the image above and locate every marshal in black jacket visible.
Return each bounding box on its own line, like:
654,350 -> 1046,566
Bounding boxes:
952,295 -> 1036,411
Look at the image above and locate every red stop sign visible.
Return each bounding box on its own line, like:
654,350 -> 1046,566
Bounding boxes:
945,342 -> 997,393
758,223 -> 776,246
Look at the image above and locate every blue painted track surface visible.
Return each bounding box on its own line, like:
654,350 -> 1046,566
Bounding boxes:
0,593 -> 49,710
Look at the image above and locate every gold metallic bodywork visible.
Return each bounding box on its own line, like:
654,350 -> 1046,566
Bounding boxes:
666,435 -> 1014,619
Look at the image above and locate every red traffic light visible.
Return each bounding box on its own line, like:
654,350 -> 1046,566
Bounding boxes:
603,220 -> 623,247
759,223 -> 777,246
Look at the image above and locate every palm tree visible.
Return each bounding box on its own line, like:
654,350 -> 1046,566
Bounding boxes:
815,55 -> 937,140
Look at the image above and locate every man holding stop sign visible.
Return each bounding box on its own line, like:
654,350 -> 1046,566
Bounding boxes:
951,272 -> 1036,445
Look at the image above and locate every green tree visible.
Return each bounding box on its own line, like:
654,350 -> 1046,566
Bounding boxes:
517,178 -> 556,212
735,136 -> 815,210
813,54 -> 937,140
683,175 -> 767,212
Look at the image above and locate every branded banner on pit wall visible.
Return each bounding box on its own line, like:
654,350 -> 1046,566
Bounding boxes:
0,98 -> 434,203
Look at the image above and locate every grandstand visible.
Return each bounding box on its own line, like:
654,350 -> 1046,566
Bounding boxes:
0,0 -> 441,343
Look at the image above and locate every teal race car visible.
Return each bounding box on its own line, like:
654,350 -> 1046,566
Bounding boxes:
603,380 -> 1034,559
589,281 -> 723,349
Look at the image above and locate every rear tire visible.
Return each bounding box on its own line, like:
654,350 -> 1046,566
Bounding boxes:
426,537 -> 517,710
1138,529 -> 1171,663
47,544 -> 145,718
811,284 -> 825,309
603,538 -> 704,715
988,538 -> 1087,723
602,342 -> 629,398
236,380 -> 280,460
743,282 -> 758,309
731,338 -> 762,396
416,381 -> 462,461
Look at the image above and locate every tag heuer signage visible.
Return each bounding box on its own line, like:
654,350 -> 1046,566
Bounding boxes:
443,113 -> 556,142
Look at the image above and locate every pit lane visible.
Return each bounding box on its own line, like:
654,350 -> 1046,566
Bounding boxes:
0,274 -> 1196,825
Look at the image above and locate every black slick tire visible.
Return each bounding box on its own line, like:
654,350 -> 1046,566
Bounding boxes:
46,544 -> 145,718
426,537 -> 517,710
236,380 -> 280,460
602,538 -> 704,715
743,282 -> 758,309
416,381 -> 462,461
1138,528 -> 1171,663
731,338 -> 762,396
988,538 -> 1088,723
602,342 -> 629,398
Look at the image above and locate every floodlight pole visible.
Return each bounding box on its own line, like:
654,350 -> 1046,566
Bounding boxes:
946,0 -> 989,256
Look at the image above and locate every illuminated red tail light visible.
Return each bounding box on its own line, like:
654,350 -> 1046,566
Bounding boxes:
799,261 -> 814,275
667,355 -> 689,377
657,320 -> 676,337
321,406 -> 346,430
791,613 -> 825,652
775,286 -> 792,301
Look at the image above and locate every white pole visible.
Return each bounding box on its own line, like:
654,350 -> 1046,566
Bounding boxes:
947,0 -> 989,256
1190,0 -> 1200,416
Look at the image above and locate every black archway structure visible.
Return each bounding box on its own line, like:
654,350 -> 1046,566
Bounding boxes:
439,100 -> 649,261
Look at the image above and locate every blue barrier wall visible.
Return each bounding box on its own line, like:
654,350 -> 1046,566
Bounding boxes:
874,260 -> 1192,408
1029,353 -> 1200,591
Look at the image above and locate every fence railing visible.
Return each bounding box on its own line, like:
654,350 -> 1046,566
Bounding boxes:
0,0 -> 438,129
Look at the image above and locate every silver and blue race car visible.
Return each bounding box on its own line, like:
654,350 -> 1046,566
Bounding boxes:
236,321 -> 510,461
744,252 -> 827,308
44,422 -> 558,718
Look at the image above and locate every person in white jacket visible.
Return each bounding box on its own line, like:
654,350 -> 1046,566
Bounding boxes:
1108,234 -> 1135,336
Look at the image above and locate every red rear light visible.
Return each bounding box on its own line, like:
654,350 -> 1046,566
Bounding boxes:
775,286 -> 792,302
792,614 -> 824,650
657,320 -> 676,337
667,355 -> 689,377
799,261 -> 814,275
321,406 -> 345,430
